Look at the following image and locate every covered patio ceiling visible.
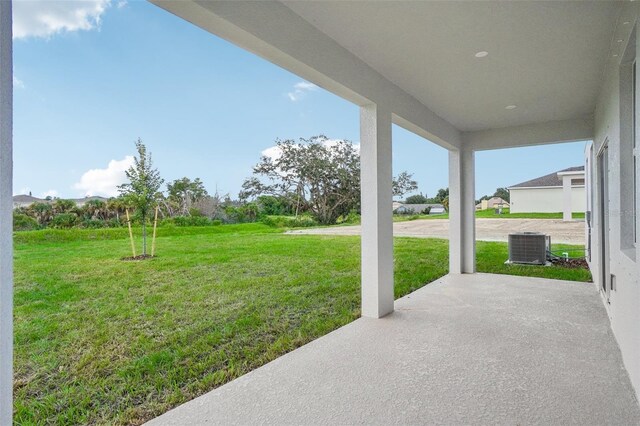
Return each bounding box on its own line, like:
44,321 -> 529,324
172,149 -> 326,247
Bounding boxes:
152,0 -> 632,150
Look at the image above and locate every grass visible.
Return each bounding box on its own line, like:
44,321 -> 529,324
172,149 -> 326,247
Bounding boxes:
393,208 -> 585,221
14,225 -> 590,425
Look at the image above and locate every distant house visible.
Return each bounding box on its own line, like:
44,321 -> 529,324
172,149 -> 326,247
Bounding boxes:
12,194 -> 41,209
12,195 -> 109,209
393,203 -> 446,215
71,196 -> 109,207
508,166 -> 585,215
475,197 -> 509,211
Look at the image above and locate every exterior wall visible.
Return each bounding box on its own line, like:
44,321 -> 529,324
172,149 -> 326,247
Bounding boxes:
509,187 -> 585,213
476,198 -> 509,210
588,4 -> 640,400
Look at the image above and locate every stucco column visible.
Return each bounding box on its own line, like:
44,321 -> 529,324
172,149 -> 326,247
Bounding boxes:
449,149 -> 476,274
562,175 -> 572,222
360,104 -> 394,318
0,1 -> 12,424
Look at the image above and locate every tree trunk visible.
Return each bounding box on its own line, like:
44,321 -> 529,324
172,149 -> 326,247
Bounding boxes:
142,215 -> 147,256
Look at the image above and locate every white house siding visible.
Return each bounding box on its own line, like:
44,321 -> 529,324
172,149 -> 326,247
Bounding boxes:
509,187 -> 585,213
589,5 -> 640,400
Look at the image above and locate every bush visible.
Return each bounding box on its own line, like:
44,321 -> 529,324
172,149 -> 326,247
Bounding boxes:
81,219 -> 105,229
336,210 -> 360,224
107,218 -> 124,228
188,208 -> 203,217
262,215 -> 317,228
50,213 -> 78,229
225,204 -> 259,224
170,216 -> 213,227
13,213 -> 39,231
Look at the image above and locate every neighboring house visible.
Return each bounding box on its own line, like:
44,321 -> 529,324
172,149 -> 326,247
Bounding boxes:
12,195 -> 109,209
508,166 -> 585,216
71,196 -> 109,208
475,197 -> 509,211
394,203 -> 445,215
12,194 -> 41,209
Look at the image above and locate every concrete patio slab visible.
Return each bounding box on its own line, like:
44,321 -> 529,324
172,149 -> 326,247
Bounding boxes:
147,273 -> 639,425
287,218 -> 586,245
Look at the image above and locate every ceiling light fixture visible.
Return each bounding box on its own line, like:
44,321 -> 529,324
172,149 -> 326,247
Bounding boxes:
505,105 -> 517,110
474,51 -> 488,58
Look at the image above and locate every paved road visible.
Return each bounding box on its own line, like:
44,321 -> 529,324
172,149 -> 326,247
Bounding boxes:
287,218 -> 585,245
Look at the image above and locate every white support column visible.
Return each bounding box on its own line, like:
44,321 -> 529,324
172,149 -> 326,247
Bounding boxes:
360,104 -> 394,318
0,1 -> 12,424
562,175 -> 572,222
449,149 -> 476,274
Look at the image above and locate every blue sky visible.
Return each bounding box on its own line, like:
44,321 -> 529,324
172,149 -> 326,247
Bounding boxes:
12,0 -> 587,200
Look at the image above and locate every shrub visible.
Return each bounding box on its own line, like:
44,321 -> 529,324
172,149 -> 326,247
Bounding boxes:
81,219 -> 105,229
188,208 -> 203,217
171,216 -> 213,227
107,218 -> 124,228
13,213 -> 39,231
262,215 -> 317,228
336,210 -> 361,224
50,213 -> 78,229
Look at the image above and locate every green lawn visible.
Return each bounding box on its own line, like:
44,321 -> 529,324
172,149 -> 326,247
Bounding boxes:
14,224 -> 590,425
394,208 -> 585,221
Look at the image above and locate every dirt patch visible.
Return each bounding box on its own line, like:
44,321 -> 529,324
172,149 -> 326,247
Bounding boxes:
120,254 -> 155,261
550,257 -> 589,269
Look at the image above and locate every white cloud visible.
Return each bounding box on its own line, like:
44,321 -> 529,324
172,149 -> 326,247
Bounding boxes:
16,187 -> 31,196
12,0 -> 111,39
41,189 -> 59,198
116,0 -> 127,9
12,76 -> 24,89
287,81 -> 318,101
261,138 -> 359,161
73,156 -> 134,197
261,145 -> 284,160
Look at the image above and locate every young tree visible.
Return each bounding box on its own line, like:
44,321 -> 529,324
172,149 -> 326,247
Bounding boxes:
118,138 -> 164,256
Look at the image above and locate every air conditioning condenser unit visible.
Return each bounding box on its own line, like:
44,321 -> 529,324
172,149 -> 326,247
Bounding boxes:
507,232 -> 550,265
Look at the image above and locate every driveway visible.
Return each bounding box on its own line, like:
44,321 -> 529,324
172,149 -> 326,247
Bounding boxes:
287,218 -> 585,245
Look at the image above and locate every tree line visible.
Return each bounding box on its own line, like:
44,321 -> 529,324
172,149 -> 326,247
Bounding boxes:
14,136 -> 423,232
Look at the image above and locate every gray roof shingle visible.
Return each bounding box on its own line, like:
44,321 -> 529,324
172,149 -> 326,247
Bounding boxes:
509,166 -> 584,189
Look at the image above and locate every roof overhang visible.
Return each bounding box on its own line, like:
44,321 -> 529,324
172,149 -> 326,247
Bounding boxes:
557,171 -> 586,177
508,185 -> 585,190
150,1 -> 634,151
